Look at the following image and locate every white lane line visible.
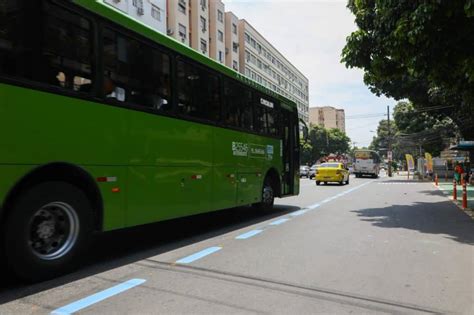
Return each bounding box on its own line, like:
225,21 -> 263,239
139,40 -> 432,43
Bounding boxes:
51,279 -> 146,315
307,181 -> 372,210
176,246 -> 222,264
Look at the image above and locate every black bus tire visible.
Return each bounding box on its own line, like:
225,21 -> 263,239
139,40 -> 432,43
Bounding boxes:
3,181 -> 93,282
253,177 -> 275,212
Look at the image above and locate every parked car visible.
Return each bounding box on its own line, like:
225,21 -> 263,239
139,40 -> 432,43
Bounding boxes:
309,164 -> 320,179
315,162 -> 350,185
300,165 -> 310,178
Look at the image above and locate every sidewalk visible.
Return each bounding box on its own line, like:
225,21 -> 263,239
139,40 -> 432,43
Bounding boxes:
434,180 -> 474,211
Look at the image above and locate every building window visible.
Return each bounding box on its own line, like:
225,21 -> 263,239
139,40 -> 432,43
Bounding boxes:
245,33 -> 250,43
218,30 -> 223,42
178,23 -> 186,40
200,0 -> 207,9
245,50 -> 250,62
217,10 -> 223,23
178,0 -> 186,14
132,0 -> 144,15
232,60 -> 238,70
232,23 -> 237,35
232,41 -> 238,53
200,16 -> 206,32
200,39 -> 207,53
151,5 -> 161,21
218,51 -> 223,63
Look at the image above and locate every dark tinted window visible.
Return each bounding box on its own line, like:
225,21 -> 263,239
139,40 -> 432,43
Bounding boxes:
0,1 -> 94,92
102,27 -> 171,110
223,79 -> 253,130
177,59 -> 220,121
42,2 -> 93,92
0,1 -> 35,80
254,94 -> 279,136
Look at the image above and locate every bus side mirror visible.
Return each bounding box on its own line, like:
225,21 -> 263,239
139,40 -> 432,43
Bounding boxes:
300,119 -> 309,141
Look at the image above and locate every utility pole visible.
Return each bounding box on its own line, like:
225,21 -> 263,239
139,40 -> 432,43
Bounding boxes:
387,105 -> 393,177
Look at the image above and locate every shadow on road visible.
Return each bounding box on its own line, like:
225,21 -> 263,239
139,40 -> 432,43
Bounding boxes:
0,204 -> 301,303
352,199 -> 474,245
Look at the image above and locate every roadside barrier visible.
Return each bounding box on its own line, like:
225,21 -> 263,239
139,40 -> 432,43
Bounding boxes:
462,182 -> 468,209
453,180 -> 457,201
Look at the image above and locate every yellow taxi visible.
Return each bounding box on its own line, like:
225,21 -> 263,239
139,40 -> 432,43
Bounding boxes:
315,162 -> 350,185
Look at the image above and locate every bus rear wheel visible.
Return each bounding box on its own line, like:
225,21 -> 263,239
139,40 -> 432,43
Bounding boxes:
254,177 -> 275,211
3,181 -> 93,281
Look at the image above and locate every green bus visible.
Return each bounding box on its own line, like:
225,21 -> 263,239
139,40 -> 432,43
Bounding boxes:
0,0 -> 300,280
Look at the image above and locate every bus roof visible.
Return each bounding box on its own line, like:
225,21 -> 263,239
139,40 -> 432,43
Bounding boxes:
73,0 -> 298,112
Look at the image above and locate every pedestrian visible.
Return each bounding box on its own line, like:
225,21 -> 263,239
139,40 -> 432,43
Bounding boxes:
454,162 -> 464,184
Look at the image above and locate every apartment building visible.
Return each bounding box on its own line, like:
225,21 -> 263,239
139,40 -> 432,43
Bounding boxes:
309,106 -> 346,133
104,0 -> 167,34
167,0 -> 190,45
208,0 -> 226,64
238,19 -> 309,123
189,0 -> 209,55
225,12 -> 240,71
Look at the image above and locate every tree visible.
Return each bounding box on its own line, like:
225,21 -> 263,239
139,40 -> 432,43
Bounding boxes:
392,101 -> 458,157
300,138 -> 313,165
342,1 -> 474,141
304,125 -> 351,164
369,101 -> 459,158
368,119 -> 401,159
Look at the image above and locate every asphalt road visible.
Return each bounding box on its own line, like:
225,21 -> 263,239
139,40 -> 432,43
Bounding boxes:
1,174 -> 473,314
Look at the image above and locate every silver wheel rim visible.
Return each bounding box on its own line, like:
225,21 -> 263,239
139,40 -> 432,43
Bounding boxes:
262,185 -> 274,204
29,202 -> 80,260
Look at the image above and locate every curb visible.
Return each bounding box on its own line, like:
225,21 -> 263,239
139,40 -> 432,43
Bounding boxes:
432,183 -> 474,219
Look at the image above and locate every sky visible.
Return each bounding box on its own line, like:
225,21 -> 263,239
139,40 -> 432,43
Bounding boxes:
225,0 -> 395,147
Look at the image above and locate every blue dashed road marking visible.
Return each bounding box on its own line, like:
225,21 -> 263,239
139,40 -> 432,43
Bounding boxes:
176,246 -> 222,264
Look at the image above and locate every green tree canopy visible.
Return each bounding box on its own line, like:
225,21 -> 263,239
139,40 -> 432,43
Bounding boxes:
342,0 -> 474,139
369,101 -> 459,158
301,125 -> 351,164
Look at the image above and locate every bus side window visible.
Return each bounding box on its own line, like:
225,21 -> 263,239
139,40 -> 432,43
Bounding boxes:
222,79 -> 240,128
42,2 -> 93,93
176,59 -> 219,121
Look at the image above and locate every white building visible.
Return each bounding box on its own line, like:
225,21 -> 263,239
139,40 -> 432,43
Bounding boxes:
238,19 -> 309,122
104,0 -> 167,34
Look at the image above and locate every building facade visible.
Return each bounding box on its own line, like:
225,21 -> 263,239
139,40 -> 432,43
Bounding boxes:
309,106 -> 346,133
104,0 -> 167,34
167,0 -> 190,45
225,12 -> 240,71
238,19 -> 309,123
189,0 -> 209,55
208,0 -> 226,64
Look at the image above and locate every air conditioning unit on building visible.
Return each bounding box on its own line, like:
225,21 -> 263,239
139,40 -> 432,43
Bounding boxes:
137,7 -> 144,15
167,29 -> 174,35
225,48 -> 229,54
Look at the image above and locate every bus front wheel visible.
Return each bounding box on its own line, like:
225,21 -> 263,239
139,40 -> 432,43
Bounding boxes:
3,181 -> 93,281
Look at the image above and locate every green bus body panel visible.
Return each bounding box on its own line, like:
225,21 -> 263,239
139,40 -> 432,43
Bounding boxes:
0,0 -> 299,231
0,84 -> 284,231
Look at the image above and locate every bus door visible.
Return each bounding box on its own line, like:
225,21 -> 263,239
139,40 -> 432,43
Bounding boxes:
281,109 -> 298,195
